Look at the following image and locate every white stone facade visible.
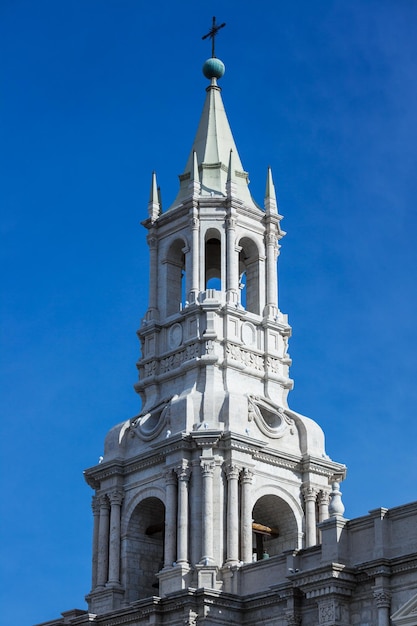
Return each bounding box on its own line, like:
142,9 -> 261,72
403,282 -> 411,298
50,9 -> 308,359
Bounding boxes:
35,56 -> 417,626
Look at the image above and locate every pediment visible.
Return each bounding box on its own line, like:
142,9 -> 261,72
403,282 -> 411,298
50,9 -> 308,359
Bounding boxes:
392,592 -> 417,625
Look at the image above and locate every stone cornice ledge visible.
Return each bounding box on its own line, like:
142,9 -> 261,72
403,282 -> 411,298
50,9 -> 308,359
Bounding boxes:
292,562 -> 356,599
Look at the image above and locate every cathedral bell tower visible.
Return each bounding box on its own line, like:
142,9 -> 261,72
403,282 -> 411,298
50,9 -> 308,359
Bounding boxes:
84,47 -> 346,615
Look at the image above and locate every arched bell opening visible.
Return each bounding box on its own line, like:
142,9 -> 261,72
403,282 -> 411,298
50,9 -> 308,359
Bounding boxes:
165,239 -> 186,316
252,494 -> 298,560
205,230 -> 222,290
124,497 -> 165,603
239,237 -> 261,314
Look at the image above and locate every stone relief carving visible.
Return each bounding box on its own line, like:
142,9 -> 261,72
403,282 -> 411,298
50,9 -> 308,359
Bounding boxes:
266,355 -> 282,374
130,400 -> 171,441
226,342 -> 264,371
318,600 -> 337,624
160,342 -> 200,374
248,395 -> 294,439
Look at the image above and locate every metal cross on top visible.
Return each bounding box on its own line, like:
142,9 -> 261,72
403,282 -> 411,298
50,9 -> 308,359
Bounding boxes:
202,16 -> 226,58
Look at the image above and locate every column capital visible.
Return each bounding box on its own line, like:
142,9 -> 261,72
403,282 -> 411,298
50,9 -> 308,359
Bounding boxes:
92,495 -> 101,515
190,215 -> 199,229
226,216 -> 237,230
266,231 -> 277,246
240,467 -> 254,484
165,468 -> 177,485
146,234 -> 158,248
175,462 -> 191,482
373,589 -> 391,608
224,463 -> 240,481
98,494 -> 110,510
200,459 -> 216,477
108,490 -> 124,506
302,484 -> 319,502
318,489 -> 331,505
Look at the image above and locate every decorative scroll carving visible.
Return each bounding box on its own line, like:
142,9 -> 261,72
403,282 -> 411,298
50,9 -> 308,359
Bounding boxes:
248,395 -> 293,438
226,342 -> 264,371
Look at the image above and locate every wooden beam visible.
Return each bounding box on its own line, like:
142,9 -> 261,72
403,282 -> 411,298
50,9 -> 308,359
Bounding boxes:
252,521 -> 279,537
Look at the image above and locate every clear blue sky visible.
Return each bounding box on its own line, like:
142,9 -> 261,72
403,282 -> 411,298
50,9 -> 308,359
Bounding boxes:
1,1 -> 417,624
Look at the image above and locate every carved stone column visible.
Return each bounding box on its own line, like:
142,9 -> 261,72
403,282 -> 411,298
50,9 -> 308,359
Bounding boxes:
190,214 -> 199,302
318,490 -> 331,523
265,230 -> 278,316
302,485 -> 318,548
317,489 -> 331,544
164,469 -> 177,567
226,216 -> 238,304
240,468 -> 253,563
225,464 -> 240,565
200,459 -> 215,563
373,589 -> 391,626
107,490 -> 124,585
175,462 -> 191,564
91,496 -> 100,590
147,232 -> 158,317
96,495 -> 110,588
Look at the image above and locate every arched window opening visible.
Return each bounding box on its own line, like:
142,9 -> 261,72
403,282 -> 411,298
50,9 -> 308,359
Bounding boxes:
239,238 -> 260,314
125,497 -> 165,603
205,236 -> 221,290
166,239 -> 186,315
252,495 -> 298,561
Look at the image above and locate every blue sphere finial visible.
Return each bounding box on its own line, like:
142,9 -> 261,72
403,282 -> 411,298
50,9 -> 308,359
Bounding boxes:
202,57 -> 225,80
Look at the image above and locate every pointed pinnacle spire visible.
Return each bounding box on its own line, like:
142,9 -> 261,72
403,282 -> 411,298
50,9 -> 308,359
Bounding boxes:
226,149 -> 237,196
148,171 -> 161,222
188,150 -> 201,197
264,166 -> 277,214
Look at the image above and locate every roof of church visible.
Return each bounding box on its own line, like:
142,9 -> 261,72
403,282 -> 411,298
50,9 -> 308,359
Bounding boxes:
167,58 -> 260,211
